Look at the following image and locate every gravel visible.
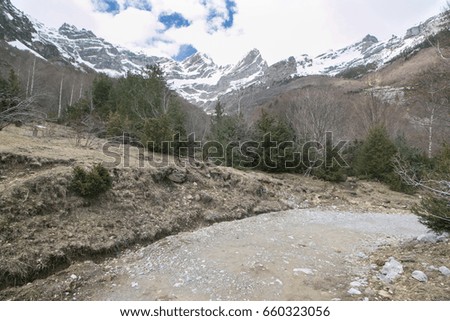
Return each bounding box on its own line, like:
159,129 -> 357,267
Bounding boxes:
91,209 -> 428,301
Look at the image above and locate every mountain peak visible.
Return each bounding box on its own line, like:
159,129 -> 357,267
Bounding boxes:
58,22 -> 96,39
362,34 -> 378,43
245,48 -> 262,58
182,52 -> 216,67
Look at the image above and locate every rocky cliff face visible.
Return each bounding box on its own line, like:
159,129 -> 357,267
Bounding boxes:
0,0 -> 447,112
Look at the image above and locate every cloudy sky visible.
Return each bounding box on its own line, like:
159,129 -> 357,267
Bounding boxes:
11,0 -> 448,65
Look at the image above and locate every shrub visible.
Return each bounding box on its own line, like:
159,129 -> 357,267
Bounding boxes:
70,164 -> 112,199
412,145 -> 450,232
355,126 -> 397,181
413,197 -> 450,233
313,138 -> 348,183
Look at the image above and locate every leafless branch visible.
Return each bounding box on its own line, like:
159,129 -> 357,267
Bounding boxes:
0,94 -> 46,130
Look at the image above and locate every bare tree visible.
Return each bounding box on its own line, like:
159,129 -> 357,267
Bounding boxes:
58,76 -> 64,119
286,88 -> 343,143
408,66 -> 449,158
29,57 -> 36,96
0,95 -> 45,131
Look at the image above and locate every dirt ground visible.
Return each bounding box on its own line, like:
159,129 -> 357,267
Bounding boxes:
0,124 -> 448,301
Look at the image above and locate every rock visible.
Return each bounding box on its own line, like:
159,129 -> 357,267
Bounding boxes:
438,266 -> 450,276
293,268 -> 314,275
347,288 -> 362,295
70,274 -> 78,280
131,282 -> 139,288
253,201 -> 281,214
378,290 -> 392,299
152,166 -> 187,184
379,257 -> 403,283
364,288 -> 376,296
198,191 -> 214,204
437,233 -> 449,243
350,281 -> 362,288
168,171 -> 187,184
204,211 -> 223,222
356,252 -> 368,259
417,233 -> 438,244
411,271 -> 428,282
29,158 -> 42,168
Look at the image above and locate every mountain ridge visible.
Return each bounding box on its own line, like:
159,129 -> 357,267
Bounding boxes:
0,0 -> 448,112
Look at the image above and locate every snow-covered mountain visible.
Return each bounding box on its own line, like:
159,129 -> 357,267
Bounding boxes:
0,0 -> 448,112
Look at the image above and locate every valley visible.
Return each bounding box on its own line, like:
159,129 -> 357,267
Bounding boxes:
0,0 -> 449,302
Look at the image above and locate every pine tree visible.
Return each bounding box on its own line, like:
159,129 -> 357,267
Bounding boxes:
254,110 -> 295,172
355,125 -> 397,181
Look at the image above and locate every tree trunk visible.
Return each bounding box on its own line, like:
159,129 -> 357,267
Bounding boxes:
428,107 -> 435,158
30,58 -> 36,96
58,77 -> 64,119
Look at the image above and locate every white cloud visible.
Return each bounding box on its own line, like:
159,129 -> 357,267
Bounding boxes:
10,0 -> 449,65
93,7 -> 160,49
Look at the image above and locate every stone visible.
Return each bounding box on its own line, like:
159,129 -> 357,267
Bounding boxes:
198,191 -> 214,204
437,233 -> 449,243
411,271 -> 428,282
356,252 -> 368,259
438,266 -> 450,276
347,288 -> 362,295
131,282 -> 139,288
350,281 -> 362,288
168,171 -> 187,184
417,233 -> 438,244
379,257 -> 403,283
364,288 -> 376,296
293,268 -> 314,275
378,290 -> 392,299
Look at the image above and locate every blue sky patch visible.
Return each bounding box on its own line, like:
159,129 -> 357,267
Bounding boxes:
173,44 -> 198,61
124,0 -> 152,11
159,12 -> 191,29
203,0 -> 237,31
223,0 -> 237,28
92,0 -> 120,14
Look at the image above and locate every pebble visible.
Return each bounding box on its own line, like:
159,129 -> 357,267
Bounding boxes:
293,268 -> 314,275
350,281 -> 362,288
411,271 -> 428,282
356,252 -> 368,259
347,288 -> 362,295
131,282 -> 139,288
378,290 -> 392,299
364,288 -> 376,296
438,266 -> 450,276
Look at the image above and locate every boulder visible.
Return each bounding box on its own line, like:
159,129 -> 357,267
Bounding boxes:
379,257 -> 403,283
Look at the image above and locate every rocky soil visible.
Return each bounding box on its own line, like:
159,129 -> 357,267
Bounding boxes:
0,124 -> 448,301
